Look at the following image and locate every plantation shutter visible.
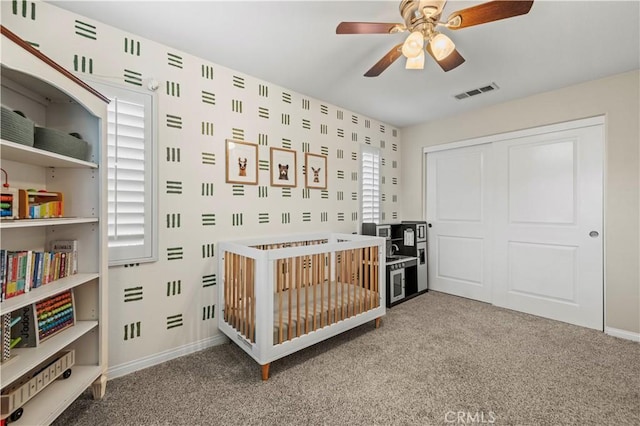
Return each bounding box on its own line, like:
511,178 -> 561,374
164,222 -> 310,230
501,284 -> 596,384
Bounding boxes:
107,97 -> 146,248
361,146 -> 381,224
91,79 -> 156,265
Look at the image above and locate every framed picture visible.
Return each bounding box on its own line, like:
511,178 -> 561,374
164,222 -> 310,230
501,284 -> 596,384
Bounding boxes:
305,153 -> 327,189
225,139 -> 258,185
270,147 -> 297,187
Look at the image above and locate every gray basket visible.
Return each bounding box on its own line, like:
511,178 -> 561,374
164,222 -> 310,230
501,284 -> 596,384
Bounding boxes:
1,107 -> 35,146
34,127 -> 88,161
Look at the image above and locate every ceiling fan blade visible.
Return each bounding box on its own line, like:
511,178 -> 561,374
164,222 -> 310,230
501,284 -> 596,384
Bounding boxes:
364,44 -> 404,77
446,1 -> 534,30
426,44 -> 466,72
336,22 -> 401,34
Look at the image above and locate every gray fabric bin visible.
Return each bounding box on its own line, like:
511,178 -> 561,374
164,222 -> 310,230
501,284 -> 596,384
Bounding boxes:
1,107 -> 35,146
34,127 -> 89,161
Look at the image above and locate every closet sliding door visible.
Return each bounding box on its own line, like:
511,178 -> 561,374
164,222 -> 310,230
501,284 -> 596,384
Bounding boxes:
425,118 -> 604,330
426,143 -> 493,303
492,124 -> 604,330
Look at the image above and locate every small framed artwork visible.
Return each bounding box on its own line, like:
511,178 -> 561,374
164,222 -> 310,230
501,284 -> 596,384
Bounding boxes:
225,139 -> 258,185
270,147 -> 297,187
305,153 -> 327,189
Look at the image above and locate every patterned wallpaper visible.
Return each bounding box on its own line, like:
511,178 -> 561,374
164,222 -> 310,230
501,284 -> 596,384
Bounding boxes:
2,0 -> 402,371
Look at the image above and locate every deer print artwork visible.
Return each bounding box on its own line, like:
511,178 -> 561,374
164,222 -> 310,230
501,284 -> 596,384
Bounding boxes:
312,167 -> 321,183
238,158 -> 247,177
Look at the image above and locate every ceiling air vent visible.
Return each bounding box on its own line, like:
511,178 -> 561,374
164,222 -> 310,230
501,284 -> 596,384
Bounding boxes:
454,82 -> 499,100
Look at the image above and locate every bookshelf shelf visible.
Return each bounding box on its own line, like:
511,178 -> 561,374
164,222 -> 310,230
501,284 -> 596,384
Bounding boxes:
0,217 -> 98,229
0,139 -> 98,169
0,320 -> 98,385
1,25 -> 108,421
0,273 -> 99,315
6,365 -> 102,425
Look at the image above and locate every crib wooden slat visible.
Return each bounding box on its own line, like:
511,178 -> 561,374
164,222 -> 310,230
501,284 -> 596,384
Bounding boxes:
224,252 -> 229,323
278,259 -> 283,344
233,253 -> 239,331
364,247 -> 370,311
359,248 -> 363,315
248,256 -> 252,340
341,250 -> 346,321
311,253 -> 316,332
288,256 -> 293,342
296,255 -> 302,338
249,259 -> 254,342
373,248 -> 379,308
320,253 -> 325,328
303,254 -> 309,335
348,249 -> 353,318
234,253 -> 238,327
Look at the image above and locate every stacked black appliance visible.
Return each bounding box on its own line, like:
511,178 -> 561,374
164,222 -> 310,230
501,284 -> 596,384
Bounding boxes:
398,221 -> 428,292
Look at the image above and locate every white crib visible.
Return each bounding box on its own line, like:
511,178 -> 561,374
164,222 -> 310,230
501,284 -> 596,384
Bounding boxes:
217,232 -> 386,380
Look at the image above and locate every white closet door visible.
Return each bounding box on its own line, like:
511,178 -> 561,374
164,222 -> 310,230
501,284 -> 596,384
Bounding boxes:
426,144 -> 493,302
492,124 -> 603,329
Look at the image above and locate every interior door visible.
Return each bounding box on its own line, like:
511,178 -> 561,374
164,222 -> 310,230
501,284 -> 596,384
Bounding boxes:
426,144 -> 493,302
492,124 -> 604,329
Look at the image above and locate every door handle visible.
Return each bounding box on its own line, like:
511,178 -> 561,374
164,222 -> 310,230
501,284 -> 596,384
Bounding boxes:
427,223 -> 432,228
589,231 -> 599,238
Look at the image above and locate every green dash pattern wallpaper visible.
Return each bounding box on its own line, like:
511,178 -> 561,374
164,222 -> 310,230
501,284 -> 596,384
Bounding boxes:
2,0 -> 402,372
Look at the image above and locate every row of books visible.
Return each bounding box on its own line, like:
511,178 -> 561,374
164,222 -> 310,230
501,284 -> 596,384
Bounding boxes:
0,240 -> 78,302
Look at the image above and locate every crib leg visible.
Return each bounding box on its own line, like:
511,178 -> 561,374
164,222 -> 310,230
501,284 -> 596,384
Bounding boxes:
261,363 -> 270,381
375,317 -> 382,329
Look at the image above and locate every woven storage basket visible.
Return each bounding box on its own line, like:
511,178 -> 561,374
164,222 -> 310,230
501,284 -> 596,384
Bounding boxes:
1,107 -> 35,146
34,127 -> 88,161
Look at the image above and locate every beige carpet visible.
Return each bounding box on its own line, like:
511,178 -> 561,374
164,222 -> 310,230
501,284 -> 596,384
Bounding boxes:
53,291 -> 640,425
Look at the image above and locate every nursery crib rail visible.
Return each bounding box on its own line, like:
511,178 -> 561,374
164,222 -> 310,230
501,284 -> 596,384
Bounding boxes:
271,245 -> 380,344
218,232 -> 385,380
223,252 -> 256,343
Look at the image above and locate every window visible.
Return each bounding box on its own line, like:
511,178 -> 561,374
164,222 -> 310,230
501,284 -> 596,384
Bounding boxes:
91,80 -> 157,265
361,145 -> 381,224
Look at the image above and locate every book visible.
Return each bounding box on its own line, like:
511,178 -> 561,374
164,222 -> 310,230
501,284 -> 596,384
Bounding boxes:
50,240 -> 78,276
23,250 -> 33,293
15,251 -> 27,296
0,249 -> 6,302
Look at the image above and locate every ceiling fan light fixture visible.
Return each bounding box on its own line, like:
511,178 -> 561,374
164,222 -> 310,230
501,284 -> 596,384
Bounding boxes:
430,32 -> 455,60
405,50 -> 425,69
401,30 -> 424,58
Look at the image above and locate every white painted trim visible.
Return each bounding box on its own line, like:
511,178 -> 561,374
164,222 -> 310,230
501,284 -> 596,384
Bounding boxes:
605,327 -> 640,342
106,334 -> 228,380
422,115 -> 605,154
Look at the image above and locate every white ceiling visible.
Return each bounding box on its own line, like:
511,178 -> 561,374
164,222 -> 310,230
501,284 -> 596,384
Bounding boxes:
47,1 -> 640,128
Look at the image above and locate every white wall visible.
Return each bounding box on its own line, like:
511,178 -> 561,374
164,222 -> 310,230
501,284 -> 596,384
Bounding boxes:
402,70 -> 640,334
1,1 -> 402,373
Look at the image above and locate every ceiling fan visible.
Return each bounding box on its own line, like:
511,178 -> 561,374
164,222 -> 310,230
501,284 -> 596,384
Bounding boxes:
336,0 -> 534,77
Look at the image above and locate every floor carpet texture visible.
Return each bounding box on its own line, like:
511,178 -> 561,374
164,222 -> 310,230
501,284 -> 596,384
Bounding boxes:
53,291 -> 640,425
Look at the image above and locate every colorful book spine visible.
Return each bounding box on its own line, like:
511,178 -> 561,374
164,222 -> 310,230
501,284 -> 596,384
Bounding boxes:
0,249 -> 6,302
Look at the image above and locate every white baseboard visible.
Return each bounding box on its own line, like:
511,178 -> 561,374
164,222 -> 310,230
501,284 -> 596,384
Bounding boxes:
605,327 -> 640,342
107,334 -> 229,380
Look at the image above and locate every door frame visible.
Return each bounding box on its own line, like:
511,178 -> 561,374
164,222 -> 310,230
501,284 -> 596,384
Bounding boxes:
422,115 -> 606,329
